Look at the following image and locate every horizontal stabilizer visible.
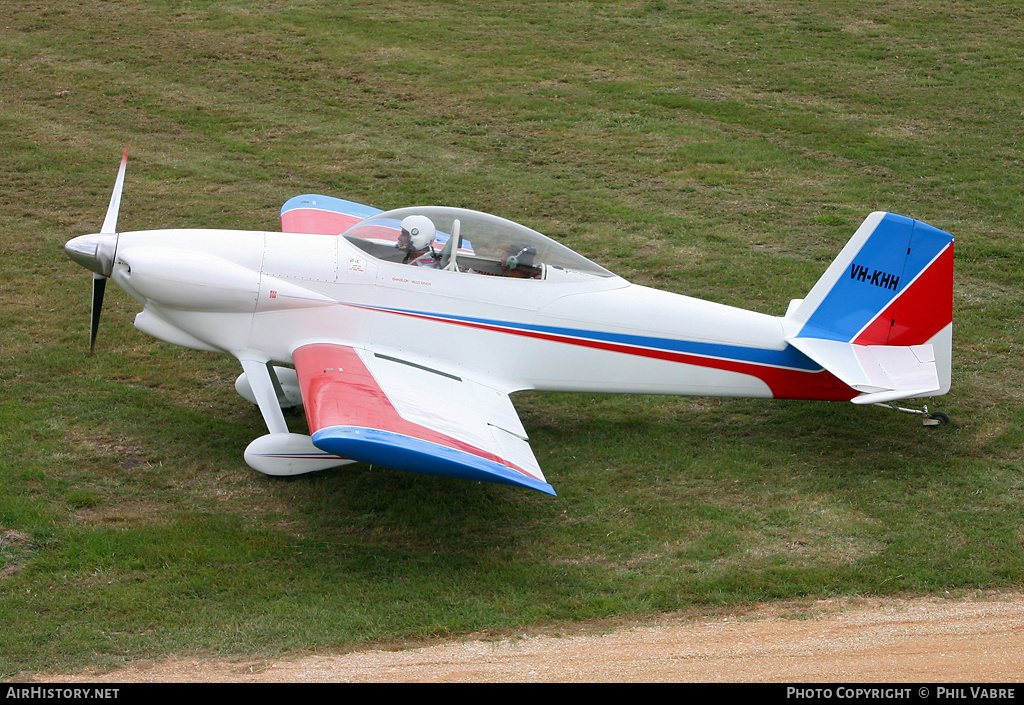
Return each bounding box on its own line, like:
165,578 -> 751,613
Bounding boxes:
788,336 -> 940,404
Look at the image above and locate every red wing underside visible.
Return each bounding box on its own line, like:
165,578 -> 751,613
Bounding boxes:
292,343 -> 554,495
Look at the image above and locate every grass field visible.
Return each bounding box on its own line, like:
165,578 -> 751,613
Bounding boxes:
1,0 -> 1022,678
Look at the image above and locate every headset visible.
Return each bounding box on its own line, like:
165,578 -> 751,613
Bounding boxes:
504,245 -> 536,270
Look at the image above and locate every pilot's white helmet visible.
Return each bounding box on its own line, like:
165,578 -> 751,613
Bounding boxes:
399,215 -> 436,251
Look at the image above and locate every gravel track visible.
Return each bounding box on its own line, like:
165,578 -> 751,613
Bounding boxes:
29,592 -> 1024,683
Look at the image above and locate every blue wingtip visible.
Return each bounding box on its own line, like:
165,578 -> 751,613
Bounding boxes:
312,426 -> 556,496
280,194 -> 383,219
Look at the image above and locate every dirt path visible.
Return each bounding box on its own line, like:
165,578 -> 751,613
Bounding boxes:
29,592 -> 1024,683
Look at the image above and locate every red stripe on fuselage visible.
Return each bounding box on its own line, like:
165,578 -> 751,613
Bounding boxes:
350,305 -> 858,401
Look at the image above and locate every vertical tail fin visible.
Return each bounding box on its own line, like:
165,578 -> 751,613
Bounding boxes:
785,212 -> 954,402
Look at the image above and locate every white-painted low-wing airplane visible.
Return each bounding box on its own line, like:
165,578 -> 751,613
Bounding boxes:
66,149 -> 954,496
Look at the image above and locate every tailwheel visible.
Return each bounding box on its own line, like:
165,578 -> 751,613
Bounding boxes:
873,402 -> 951,427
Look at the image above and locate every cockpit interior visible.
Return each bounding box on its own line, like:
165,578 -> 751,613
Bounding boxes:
340,206 -> 614,281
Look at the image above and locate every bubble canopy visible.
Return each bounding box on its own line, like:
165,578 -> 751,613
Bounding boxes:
340,206 -> 614,278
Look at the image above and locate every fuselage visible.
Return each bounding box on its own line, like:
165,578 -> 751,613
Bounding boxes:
105,227 -> 855,403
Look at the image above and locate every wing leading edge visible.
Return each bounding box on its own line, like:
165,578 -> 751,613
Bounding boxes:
292,343 -> 555,495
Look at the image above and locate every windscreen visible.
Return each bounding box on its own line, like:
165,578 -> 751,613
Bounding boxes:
340,206 -> 614,278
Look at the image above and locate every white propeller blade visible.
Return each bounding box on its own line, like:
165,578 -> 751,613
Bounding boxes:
100,145 -> 129,235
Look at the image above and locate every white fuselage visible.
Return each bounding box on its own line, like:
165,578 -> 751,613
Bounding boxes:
110,228 -> 826,402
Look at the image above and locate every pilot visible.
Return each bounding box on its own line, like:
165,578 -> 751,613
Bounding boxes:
500,243 -> 541,278
396,215 -> 439,267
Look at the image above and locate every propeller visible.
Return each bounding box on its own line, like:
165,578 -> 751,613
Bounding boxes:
65,145 -> 128,353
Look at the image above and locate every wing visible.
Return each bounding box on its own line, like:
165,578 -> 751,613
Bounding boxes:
292,343 -> 555,495
280,194 -> 383,234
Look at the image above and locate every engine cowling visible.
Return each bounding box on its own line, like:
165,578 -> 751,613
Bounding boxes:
117,249 -> 261,312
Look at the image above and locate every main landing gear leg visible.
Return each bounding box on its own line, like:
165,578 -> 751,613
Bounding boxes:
873,403 -> 951,427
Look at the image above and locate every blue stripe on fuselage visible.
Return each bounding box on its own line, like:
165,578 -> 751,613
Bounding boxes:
359,304 -> 820,372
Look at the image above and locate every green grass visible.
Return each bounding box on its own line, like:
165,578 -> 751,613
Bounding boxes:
2,0 -> 1023,678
